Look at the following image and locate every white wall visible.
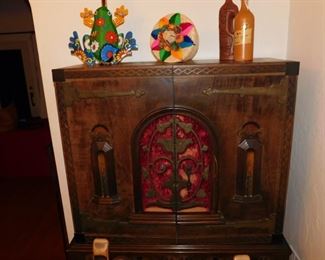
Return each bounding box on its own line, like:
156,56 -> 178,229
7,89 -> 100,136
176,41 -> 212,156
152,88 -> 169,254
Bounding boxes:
284,0 -> 325,259
29,0 -> 291,241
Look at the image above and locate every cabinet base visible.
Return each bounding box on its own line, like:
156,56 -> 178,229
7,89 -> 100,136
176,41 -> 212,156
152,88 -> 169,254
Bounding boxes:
66,235 -> 291,260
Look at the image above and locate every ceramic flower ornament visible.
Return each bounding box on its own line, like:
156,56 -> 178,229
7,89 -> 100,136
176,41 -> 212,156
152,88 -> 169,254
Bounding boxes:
150,13 -> 199,63
68,1 -> 137,66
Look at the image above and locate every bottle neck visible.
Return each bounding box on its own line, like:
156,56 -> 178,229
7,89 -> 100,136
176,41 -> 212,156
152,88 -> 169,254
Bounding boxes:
241,0 -> 249,10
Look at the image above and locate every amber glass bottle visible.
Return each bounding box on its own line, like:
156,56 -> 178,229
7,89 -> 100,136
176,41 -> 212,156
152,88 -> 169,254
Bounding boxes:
234,0 -> 255,62
219,0 -> 238,61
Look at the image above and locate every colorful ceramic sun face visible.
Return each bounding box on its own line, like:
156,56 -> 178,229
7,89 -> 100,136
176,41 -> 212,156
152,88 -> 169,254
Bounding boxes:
150,13 -> 199,63
68,3 -> 137,66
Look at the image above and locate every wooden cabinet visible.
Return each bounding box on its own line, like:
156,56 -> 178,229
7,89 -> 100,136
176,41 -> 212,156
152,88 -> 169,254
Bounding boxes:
52,59 -> 299,260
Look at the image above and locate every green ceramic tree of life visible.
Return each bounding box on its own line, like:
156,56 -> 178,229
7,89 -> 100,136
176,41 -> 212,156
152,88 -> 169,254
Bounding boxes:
91,5 -> 118,60
69,0 -> 137,65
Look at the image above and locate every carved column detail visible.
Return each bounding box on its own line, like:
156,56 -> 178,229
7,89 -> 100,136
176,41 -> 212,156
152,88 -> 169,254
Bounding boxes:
233,122 -> 263,203
91,125 -> 120,204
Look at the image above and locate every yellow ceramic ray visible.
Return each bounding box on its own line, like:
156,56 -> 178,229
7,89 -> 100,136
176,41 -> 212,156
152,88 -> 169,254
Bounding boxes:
171,49 -> 183,60
158,17 -> 169,27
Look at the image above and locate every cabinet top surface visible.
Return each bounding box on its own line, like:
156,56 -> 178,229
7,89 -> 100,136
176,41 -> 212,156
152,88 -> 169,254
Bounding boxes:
53,58 -> 299,82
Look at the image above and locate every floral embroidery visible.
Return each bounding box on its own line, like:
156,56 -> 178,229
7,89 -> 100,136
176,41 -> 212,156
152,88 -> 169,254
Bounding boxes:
83,38 -> 99,52
80,8 -> 94,28
90,41 -> 99,52
105,31 -> 118,44
95,18 -> 105,26
114,5 -> 128,18
101,44 -> 118,62
83,38 -> 91,50
125,32 -> 137,50
91,31 -> 98,39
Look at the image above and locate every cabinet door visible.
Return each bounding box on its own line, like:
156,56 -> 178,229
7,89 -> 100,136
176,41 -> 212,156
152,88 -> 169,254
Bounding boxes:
56,75 -> 173,237
174,71 -> 292,238
133,109 -> 218,216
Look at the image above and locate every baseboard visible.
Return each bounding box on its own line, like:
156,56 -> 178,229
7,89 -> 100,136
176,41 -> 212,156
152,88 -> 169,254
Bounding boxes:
288,245 -> 301,260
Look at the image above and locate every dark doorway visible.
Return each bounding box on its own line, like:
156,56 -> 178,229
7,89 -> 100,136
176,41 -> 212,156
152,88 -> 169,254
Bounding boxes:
0,1 -> 66,259
0,49 -> 31,120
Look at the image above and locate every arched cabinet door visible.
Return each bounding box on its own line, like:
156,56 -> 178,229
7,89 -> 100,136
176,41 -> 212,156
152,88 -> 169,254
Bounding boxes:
133,108 -> 219,219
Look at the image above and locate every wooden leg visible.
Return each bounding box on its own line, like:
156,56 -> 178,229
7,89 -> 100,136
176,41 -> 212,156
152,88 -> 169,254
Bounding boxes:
93,238 -> 109,260
233,255 -> 250,260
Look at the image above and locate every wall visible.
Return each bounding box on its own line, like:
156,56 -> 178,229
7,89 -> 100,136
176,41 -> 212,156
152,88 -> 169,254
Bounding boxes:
284,0 -> 325,259
29,0 -> 290,241
0,0 -> 34,33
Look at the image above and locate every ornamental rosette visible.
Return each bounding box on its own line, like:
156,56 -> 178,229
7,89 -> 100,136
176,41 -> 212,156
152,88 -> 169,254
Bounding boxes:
150,13 -> 199,63
105,31 -> 118,45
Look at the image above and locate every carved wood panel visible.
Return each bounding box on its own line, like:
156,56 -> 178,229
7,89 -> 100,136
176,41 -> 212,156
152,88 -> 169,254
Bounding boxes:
174,74 -> 288,221
59,76 -> 173,234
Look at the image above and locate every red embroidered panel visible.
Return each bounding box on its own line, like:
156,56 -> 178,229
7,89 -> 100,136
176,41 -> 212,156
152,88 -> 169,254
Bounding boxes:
138,113 -> 215,213
175,114 -> 214,213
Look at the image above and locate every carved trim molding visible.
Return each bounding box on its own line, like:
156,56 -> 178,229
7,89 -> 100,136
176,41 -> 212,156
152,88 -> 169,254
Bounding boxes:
275,76 -> 298,232
55,83 -> 82,231
173,64 -> 286,77
52,61 -> 298,82
62,67 -> 173,80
